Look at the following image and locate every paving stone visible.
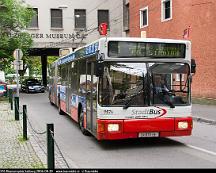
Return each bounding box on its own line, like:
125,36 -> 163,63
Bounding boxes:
0,101 -> 44,169
0,101 -> 71,169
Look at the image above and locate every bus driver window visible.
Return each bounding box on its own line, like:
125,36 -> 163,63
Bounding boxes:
100,67 -> 113,105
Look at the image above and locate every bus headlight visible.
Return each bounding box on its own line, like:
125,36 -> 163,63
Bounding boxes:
178,121 -> 188,129
108,124 -> 119,132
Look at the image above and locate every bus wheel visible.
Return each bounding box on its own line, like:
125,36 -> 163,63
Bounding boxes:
50,100 -> 54,106
79,110 -> 91,136
49,95 -> 54,106
58,104 -> 65,115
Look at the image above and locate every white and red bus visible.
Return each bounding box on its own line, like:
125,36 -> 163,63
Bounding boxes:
48,37 -> 196,140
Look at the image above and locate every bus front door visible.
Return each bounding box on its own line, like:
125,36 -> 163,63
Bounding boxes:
86,62 -> 97,135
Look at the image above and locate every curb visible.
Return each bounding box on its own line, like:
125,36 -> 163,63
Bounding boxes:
193,117 -> 216,125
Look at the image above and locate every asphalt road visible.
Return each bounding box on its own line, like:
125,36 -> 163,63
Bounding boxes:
19,92 -> 216,168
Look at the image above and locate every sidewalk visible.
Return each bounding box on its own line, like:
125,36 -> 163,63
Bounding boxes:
0,101 -> 44,169
192,104 -> 216,124
0,100 -> 71,169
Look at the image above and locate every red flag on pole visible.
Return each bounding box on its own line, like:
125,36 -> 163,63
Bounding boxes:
183,26 -> 191,39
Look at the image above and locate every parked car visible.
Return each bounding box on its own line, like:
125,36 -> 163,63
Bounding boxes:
21,79 -> 45,93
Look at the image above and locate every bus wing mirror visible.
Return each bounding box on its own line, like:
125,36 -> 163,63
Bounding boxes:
191,58 -> 196,74
96,62 -> 104,77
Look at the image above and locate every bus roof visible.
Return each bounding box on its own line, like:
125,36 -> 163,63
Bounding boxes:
56,37 -> 191,66
99,37 -> 190,44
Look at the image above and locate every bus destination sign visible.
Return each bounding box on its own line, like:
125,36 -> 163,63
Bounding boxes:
108,41 -> 186,58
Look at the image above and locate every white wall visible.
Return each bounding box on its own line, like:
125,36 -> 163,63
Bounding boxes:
24,0 -> 124,49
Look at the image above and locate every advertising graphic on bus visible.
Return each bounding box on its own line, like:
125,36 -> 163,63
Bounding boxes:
48,37 -> 196,140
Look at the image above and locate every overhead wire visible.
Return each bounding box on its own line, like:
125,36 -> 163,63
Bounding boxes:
27,0 -> 154,55
30,0 -> 125,52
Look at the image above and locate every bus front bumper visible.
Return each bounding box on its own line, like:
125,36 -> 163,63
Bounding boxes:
96,117 -> 192,140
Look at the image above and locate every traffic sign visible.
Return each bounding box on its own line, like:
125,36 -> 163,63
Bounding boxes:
13,49 -> 23,60
12,60 -> 23,70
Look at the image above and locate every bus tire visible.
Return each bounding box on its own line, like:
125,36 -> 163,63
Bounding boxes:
49,93 -> 54,106
58,105 -> 65,115
58,97 -> 65,115
50,100 -> 54,106
79,110 -> 91,136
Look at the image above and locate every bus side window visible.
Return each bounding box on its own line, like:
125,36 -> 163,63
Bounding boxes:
78,59 -> 86,95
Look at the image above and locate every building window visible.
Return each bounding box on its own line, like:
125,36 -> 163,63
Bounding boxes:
161,0 -> 172,22
140,6 -> 148,28
28,8 -> 38,28
74,9 -> 86,30
98,10 -> 109,29
50,9 -> 63,28
123,1 -> 129,31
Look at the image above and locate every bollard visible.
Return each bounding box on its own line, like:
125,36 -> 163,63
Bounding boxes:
23,105 -> 27,140
4,87 -> 8,97
14,97 -> 19,121
9,89 -> 13,110
47,124 -> 54,169
8,89 -> 10,102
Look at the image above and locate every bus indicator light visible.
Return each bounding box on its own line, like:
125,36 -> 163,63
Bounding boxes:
97,123 -> 105,133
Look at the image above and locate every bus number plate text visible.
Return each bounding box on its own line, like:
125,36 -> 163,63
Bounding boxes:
138,132 -> 159,138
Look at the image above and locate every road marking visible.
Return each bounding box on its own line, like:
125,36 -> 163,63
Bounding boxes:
186,144 -> 216,156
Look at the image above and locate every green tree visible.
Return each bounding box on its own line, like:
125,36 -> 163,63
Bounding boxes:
22,56 -> 58,78
0,0 -> 34,73
47,56 -> 59,66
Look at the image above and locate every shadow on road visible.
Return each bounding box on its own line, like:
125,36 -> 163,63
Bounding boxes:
94,137 -> 185,151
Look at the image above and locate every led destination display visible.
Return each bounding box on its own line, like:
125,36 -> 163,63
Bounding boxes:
108,41 -> 186,58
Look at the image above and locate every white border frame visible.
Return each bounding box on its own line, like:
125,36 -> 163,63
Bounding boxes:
161,0 -> 172,22
140,6 -> 148,28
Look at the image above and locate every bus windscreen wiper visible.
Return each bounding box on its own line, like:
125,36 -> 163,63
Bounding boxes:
123,89 -> 145,109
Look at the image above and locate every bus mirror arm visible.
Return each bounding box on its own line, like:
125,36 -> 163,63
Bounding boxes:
97,52 -> 105,62
95,62 -> 104,77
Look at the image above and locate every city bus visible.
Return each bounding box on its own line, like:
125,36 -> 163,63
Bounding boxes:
48,37 -> 196,140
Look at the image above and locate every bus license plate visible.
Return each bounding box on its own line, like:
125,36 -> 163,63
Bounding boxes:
138,132 -> 159,138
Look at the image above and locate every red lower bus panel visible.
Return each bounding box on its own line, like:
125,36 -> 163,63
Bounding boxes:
96,117 -> 192,140
123,118 -> 175,132
70,107 -> 78,122
60,100 -> 67,113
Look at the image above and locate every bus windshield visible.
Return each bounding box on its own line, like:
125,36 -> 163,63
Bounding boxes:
99,62 -> 190,107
